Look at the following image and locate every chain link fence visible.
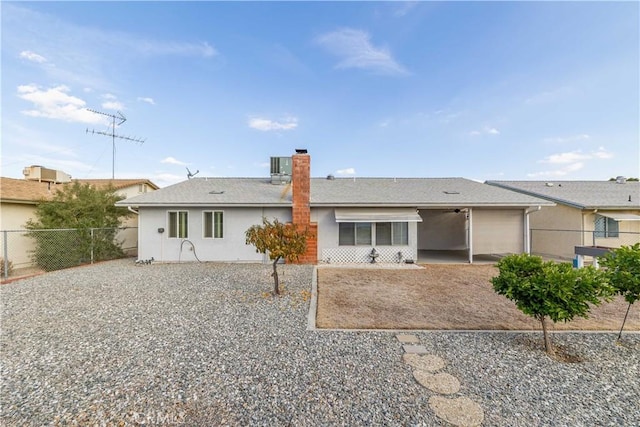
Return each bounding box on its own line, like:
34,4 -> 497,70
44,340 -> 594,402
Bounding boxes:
1,227 -> 137,280
530,229 -> 640,261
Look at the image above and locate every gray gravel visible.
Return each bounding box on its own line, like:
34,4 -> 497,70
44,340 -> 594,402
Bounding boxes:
1,259 -> 638,426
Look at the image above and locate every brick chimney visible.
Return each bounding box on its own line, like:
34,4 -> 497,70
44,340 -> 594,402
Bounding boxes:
291,149 -> 317,264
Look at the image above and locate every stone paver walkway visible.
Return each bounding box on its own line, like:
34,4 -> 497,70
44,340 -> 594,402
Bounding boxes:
398,334 -> 485,427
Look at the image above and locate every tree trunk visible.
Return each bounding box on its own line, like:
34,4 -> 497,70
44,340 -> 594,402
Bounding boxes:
618,302 -> 632,341
272,257 -> 281,295
539,315 -> 554,355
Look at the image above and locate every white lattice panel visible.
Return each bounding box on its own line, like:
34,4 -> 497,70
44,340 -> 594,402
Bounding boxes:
321,247 -> 414,264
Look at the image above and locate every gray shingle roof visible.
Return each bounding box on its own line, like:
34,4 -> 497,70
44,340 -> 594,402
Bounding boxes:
115,178 -> 292,207
117,177 -> 552,208
486,180 -> 640,209
310,177 -> 552,207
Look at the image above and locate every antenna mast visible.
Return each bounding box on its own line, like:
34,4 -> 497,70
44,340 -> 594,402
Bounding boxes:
86,109 -> 146,179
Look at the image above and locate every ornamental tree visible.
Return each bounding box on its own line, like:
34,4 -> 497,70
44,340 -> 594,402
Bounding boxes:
599,243 -> 640,339
245,217 -> 310,295
492,253 -> 613,355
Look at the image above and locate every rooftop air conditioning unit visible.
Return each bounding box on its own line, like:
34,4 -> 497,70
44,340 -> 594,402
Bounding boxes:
23,165 -> 72,183
270,157 -> 292,184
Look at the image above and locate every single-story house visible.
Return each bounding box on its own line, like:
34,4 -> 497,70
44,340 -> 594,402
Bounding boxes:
116,150 -> 553,264
0,169 -> 159,268
486,179 -> 640,259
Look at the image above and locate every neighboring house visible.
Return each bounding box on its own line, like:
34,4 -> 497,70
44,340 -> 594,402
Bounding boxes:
0,169 -> 159,269
486,179 -> 640,260
116,150 -> 553,264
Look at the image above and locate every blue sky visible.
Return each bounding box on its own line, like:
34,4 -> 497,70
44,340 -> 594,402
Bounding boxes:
2,1 -> 638,187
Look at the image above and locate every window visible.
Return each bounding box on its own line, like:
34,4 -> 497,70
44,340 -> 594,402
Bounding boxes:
168,211 -> 188,238
338,222 -> 408,246
376,222 -> 408,246
595,215 -> 619,238
203,211 -> 224,238
339,222 -> 372,246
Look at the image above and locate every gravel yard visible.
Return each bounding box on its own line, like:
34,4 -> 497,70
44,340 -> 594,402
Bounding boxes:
1,259 -> 639,426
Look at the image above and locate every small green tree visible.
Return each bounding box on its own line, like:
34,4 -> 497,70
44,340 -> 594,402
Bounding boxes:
245,217 -> 310,295
599,243 -> 640,339
492,253 -> 614,355
25,181 -> 131,270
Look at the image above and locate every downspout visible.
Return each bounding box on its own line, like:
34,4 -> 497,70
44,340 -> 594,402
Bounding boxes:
524,206 -> 541,254
128,206 -> 139,215
588,209 -> 598,246
467,208 -> 473,264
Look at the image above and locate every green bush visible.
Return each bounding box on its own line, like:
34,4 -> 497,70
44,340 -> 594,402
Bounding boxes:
599,243 -> 640,339
492,253 -> 613,355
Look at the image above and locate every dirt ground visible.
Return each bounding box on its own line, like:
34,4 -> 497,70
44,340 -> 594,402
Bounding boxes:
316,264 -> 640,331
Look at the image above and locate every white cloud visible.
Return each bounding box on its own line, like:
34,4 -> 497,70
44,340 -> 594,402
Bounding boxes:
137,97 -> 156,105
315,28 -> 408,75
394,2 -> 418,17
133,40 -> 216,58
540,151 -> 590,164
248,116 -> 298,131
17,84 -> 104,124
543,134 -> 590,144
101,101 -> 124,111
161,157 -> 187,166
592,147 -> 614,159
527,162 -> 585,178
19,50 -> 47,63
469,126 -> 500,136
335,168 -> 356,176
530,147 -> 614,177
540,147 -> 614,164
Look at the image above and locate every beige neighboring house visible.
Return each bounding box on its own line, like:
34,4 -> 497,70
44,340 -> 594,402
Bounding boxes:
0,166 -> 159,270
486,179 -> 640,260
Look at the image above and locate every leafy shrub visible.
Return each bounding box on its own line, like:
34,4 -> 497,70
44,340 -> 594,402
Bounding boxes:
492,253 -> 613,355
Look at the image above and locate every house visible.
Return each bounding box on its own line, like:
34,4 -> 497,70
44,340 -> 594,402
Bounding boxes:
486,179 -> 640,260
0,167 -> 159,269
115,150 -> 553,264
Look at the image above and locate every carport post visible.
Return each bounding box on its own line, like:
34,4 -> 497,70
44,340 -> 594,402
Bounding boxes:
467,208 -> 473,264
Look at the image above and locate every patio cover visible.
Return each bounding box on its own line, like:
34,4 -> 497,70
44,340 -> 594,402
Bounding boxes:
598,213 -> 640,221
334,208 -> 423,223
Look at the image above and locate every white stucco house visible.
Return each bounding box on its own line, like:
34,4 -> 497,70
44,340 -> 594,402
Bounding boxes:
487,179 -> 640,260
115,150 -> 554,264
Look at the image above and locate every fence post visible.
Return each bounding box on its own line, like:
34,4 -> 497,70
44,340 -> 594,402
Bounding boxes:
91,228 -> 95,264
3,231 -> 8,280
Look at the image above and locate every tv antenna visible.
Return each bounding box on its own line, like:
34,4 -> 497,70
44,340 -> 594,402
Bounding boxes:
86,109 -> 146,179
186,167 -> 199,179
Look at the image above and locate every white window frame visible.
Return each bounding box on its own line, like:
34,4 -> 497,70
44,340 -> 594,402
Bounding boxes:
203,210 -> 224,239
168,210 -> 189,239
